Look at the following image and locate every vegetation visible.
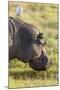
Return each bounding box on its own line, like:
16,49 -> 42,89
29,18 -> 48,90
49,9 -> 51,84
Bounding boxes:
8,2 -> 59,88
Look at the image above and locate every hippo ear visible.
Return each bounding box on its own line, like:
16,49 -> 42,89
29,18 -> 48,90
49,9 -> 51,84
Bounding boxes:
37,32 -> 43,39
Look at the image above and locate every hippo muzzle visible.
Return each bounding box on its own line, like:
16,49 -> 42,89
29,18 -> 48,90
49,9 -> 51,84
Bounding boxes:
29,47 -> 49,71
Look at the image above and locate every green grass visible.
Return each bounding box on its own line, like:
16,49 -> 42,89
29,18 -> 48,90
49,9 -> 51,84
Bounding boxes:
9,77 -> 58,88
8,59 -> 58,88
8,2 -> 59,88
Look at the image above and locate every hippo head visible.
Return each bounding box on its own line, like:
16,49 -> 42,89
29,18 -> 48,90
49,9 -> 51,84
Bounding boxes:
9,17 -> 50,70
15,22 -> 47,62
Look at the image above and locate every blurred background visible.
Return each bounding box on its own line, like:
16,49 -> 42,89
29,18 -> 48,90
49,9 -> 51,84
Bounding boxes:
8,2 -> 59,88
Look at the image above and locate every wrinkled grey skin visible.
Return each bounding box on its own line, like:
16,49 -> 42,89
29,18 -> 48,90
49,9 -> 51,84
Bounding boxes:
9,17 -> 50,70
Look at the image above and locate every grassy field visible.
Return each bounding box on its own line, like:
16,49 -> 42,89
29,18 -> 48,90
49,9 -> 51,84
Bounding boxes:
8,2 -> 59,88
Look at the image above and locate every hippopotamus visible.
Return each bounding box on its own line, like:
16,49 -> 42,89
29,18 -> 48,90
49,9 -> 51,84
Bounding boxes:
9,16 -> 51,70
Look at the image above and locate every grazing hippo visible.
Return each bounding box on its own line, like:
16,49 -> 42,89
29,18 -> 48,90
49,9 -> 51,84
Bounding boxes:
9,16 -> 51,70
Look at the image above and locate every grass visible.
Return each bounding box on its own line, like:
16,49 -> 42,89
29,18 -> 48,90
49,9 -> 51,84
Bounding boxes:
8,2 -> 59,88
9,77 -> 58,88
8,58 -> 58,88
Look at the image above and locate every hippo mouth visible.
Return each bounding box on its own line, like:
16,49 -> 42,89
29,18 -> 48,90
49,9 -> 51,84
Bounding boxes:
29,52 -> 50,71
